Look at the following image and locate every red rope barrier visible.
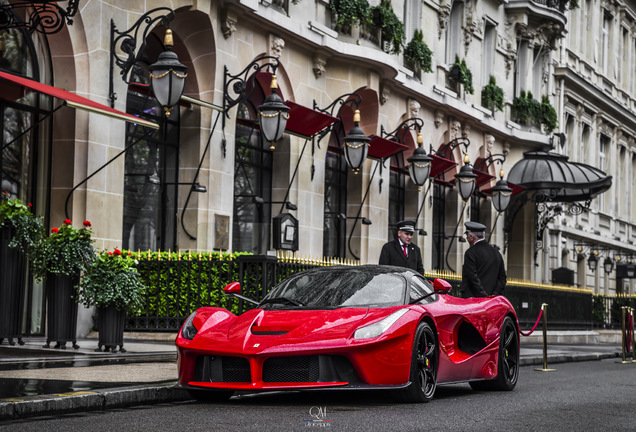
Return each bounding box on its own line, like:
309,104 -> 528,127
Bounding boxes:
520,309 -> 543,336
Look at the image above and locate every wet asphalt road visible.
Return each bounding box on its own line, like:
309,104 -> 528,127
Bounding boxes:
2,358 -> 635,431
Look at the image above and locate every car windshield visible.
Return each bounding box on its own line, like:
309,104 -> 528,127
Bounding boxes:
260,268 -> 406,309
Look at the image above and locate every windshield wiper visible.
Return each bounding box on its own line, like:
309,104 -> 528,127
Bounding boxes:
259,297 -> 304,307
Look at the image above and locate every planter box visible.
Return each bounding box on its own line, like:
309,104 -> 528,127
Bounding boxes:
96,305 -> 126,353
0,225 -> 26,345
44,273 -> 79,349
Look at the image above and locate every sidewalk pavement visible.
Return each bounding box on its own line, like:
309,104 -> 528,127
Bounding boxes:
0,330 -> 629,421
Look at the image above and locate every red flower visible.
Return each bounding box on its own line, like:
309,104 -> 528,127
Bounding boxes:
114,249 -> 122,256
83,220 -> 91,227
108,251 -> 113,256
51,227 -> 59,234
28,203 -> 32,207
63,219 -> 72,225
128,252 -> 132,256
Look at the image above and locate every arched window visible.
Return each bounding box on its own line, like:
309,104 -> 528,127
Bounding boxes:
388,153 -> 405,241
323,150 -> 347,257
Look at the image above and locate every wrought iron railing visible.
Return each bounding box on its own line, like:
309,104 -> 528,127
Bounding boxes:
124,252 -> 599,332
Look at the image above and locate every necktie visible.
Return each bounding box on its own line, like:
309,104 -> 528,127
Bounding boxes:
402,245 -> 407,257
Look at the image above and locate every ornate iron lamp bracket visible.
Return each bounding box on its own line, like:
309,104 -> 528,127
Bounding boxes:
0,1 -> 79,34
109,7 -> 175,106
313,93 -> 362,148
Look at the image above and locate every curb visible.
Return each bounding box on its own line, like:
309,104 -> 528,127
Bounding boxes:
519,351 -> 620,367
0,383 -> 190,421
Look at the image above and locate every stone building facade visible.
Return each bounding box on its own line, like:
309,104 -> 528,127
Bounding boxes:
1,0 -> 634,335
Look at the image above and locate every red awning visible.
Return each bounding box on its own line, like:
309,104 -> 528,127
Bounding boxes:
429,154 -> 457,178
481,181 -> 525,196
367,135 -> 409,160
473,167 -> 495,189
0,71 -> 159,129
284,101 -> 338,138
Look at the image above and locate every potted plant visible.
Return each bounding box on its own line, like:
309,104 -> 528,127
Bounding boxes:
371,0 -> 404,55
404,29 -> 433,74
32,219 -> 95,349
0,191 -> 44,345
77,248 -> 146,352
513,91 -> 557,134
482,75 -> 505,113
330,0 -> 372,29
540,95 -> 558,133
449,56 -> 474,94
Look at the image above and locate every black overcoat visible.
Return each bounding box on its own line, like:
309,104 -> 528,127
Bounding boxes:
378,239 -> 424,274
460,240 -> 506,297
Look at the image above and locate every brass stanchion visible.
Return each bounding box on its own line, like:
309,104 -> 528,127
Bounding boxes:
630,307 -> 636,363
535,303 -> 556,372
617,306 -> 631,364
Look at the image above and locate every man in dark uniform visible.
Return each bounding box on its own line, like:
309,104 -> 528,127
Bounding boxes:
379,220 -> 424,274
460,221 -> 506,297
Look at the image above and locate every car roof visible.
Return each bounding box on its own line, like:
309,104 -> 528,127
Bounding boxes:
291,264 -> 419,278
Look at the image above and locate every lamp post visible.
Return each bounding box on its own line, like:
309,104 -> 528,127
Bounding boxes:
343,109 -> 371,173
604,257 -> 614,275
223,56 -> 290,151
491,168 -> 512,213
455,153 -> 477,202
109,7 -> 187,112
588,252 -> 598,272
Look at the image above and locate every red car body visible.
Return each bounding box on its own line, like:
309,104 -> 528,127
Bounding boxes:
176,265 -> 519,401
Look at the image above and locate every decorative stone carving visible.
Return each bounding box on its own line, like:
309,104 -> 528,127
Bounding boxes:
434,110 -> 444,128
312,53 -> 326,78
503,141 -> 511,156
450,119 -> 462,140
408,99 -> 420,118
380,83 -> 390,105
462,122 -> 471,139
485,133 -> 495,154
437,2 -> 451,39
222,7 -> 238,39
269,35 -> 285,58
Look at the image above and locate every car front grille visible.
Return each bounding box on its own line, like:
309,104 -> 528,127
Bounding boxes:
262,356 -> 320,382
209,356 -> 251,382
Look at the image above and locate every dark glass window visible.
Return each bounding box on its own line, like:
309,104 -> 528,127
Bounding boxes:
123,66 -> 180,251
431,184 -> 446,269
470,195 -> 480,223
388,170 -> 405,240
323,151 -> 347,258
233,103 -> 272,254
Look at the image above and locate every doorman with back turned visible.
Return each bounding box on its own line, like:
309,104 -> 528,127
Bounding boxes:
379,220 -> 424,274
460,221 -> 506,297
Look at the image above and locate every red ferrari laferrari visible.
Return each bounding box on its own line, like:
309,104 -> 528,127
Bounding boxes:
176,265 -> 520,403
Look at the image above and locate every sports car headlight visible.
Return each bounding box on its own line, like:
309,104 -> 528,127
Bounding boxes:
181,312 -> 198,340
353,309 -> 409,340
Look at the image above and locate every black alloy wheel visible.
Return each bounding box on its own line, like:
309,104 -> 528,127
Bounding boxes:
397,321 -> 438,403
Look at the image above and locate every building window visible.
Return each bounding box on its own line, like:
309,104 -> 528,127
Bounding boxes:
232,103 -> 273,255
514,40 -> 529,97
598,134 -> 609,212
446,1 -> 463,65
388,169 -> 405,240
123,68 -> 180,251
323,151 -> 347,258
482,22 -> 496,85
601,14 -> 611,74
403,0 -> 422,46
431,184 -> 446,270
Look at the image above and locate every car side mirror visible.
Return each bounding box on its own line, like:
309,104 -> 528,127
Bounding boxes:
432,278 -> 452,294
223,282 -> 241,296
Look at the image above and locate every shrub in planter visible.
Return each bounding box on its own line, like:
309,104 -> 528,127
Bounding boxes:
512,91 -> 557,134
481,75 -> 505,112
78,249 -> 146,352
449,56 -> 474,94
31,219 -> 95,281
0,191 -> 44,255
371,0 -> 404,54
540,95 -> 558,133
330,0 -> 372,28
77,249 -> 146,313
404,30 -> 432,73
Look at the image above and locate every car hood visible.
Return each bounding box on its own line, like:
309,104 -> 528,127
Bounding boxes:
199,308 -> 378,353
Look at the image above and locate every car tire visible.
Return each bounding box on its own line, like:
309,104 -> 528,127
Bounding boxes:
469,315 -> 519,391
188,389 -> 234,402
396,321 -> 438,403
